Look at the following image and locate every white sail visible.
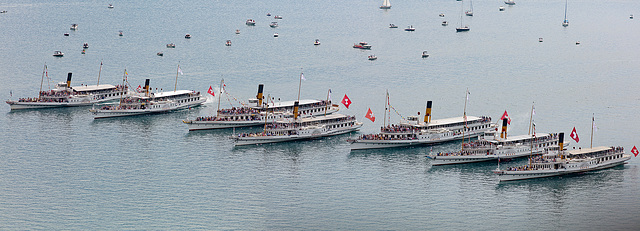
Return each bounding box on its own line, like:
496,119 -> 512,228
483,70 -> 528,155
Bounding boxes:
380,0 -> 391,9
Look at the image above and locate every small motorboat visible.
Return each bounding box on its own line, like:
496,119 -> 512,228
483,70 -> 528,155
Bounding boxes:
422,51 -> 429,58
157,52 -> 163,56
64,33 -> 70,36
353,42 -> 372,49
167,43 -> 176,48
83,43 -> 89,49
576,41 -> 581,45
439,13 -> 445,17
539,37 -> 543,42
185,34 -> 191,39
267,13 -> 271,16
70,24 -> 78,30
456,26 -> 470,32
442,21 -> 448,26
466,10 -> 473,16
389,24 -> 398,28
81,49 -> 85,54
368,55 -> 377,60
225,40 -> 232,46
273,33 -> 279,37
405,25 -> 415,31
314,39 -> 321,45
246,19 -> 256,26
270,22 -> 278,28
274,15 -> 282,19
119,30 -> 123,36
53,51 -> 64,57
108,4 -> 114,8
505,0 -> 515,5
235,29 -> 240,34
499,6 -> 505,11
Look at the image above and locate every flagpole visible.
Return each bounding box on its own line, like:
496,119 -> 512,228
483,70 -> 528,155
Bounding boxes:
462,88 -> 468,152
39,64 -> 46,100
119,68 -> 126,108
174,63 -> 180,92
590,114 -> 594,149
528,103 -> 534,135
324,89 -> 329,116
97,60 -> 103,86
297,70 -> 302,102
383,90 -> 388,127
217,78 -> 223,117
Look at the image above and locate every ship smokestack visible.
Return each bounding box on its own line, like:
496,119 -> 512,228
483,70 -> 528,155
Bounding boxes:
144,79 -> 150,97
293,100 -> 299,120
500,118 -> 508,139
558,132 -> 564,150
424,101 -> 432,123
256,84 -> 264,107
66,72 -> 72,88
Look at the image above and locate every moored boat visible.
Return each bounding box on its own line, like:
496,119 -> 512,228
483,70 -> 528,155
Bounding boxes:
353,42 -> 372,49
53,51 -> 64,57
504,0 -> 515,5
314,39 -> 321,45
404,25 -> 415,31
185,34 -> 191,39
380,0 -> 391,9
7,71 -> 128,110
246,19 -> 256,26
70,24 -> 78,30
167,43 -> 176,48
422,51 -> 429,58
269,22 -> 278,28
389,24 -> 398,28
368,55 -> 377,60
225,40 -> 232,46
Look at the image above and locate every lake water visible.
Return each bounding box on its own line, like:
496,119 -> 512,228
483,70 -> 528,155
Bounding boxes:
1,0 -> 639,229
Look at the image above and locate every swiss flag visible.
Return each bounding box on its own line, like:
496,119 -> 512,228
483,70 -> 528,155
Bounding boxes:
570,127 -> 580,143
341,94 -> 351,109
632,146 -> 639,157
365,108 -> 375,122
500,110 -> 511,125
207,86 -> 215,96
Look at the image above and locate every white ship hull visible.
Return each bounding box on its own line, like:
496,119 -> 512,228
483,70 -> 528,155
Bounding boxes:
233,123 -> 363,146
8,95 -> 122,110
429,147 -> 547,166
349,129 -> 485,150
496,155 -> 631,181
91,98 -> 205,119
184,105 -> 340,131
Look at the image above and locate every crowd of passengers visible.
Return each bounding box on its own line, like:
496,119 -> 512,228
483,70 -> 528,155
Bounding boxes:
506,146 -> 625,171
17,85 -> 126,102
234,115 -> 355,137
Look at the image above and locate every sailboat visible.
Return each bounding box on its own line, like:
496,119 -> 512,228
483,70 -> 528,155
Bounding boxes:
456,0 -> 470,32
465,0 -> 473,16
562,0 -> 569,27
380,0 -> 391,9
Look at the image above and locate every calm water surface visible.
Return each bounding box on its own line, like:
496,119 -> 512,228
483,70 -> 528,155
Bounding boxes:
1,0 -> 639,229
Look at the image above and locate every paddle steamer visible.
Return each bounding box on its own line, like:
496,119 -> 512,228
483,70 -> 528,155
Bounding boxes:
349,100 -> 494,150
183,83 -> 339,131
232,102 -> 362,146
90,79 -> 204,118
7,72 -> 128,110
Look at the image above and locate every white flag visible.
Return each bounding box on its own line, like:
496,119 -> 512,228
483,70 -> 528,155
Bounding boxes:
328,89 -> 332,100
178,66 -> 184,75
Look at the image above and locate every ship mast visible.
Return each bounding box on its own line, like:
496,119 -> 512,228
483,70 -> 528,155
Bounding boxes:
119,68 -> 126,108
39,64 -> 46,100
383,90 -> 389,127
528,103 -> 534,135
324,89 -> 330,116
216,78 -> 224,117
174,63 -> 180,92
462,88 -> 468,152
590,114 -> 595,149
97,60 -> 103,86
